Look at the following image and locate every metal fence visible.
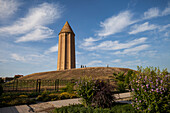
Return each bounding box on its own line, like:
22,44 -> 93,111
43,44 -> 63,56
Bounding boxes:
2,79 -> 76,93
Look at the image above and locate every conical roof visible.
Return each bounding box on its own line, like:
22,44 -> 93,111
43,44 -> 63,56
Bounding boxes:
59,21 -> 75,35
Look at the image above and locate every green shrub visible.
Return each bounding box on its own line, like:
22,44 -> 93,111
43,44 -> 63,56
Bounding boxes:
0,92 -> 38,107
113,72 -> 127,93
111,103 -> 135,113
36,92 -> 78,102
60,92 -> 70,99
53,104 -> 135,113
49,93 -> 59,101
0,85 -> 3,96
76,77 -> 95,107
36,90 -> 49,101
125,70 -> 134,90
114,72 -> 125,82
69,93 -> 78,99
0,98 -> 35,107
36,95 -> 51,102
117,81 -> 126,93
19,95 -> 28,98
8,98 -> 35,106
27,92 -> 40,98
130,66 -> 169,113
77,78 -> 116,108
61,82 -> 75,93
1,92 -> 40,99
92,80 -> 115,108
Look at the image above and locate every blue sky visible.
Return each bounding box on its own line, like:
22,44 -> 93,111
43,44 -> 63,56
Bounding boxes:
0,0 -> 170,77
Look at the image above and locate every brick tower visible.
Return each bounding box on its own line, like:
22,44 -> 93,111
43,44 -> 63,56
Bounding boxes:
57,21 -> 76,70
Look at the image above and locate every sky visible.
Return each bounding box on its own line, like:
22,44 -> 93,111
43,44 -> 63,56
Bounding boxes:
0,0 -> 170,77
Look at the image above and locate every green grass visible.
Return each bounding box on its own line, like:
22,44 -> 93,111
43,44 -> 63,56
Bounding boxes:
53,103 -> 135,113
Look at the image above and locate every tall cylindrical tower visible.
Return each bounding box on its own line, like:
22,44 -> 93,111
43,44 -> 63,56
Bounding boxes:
57,21 -> 76,70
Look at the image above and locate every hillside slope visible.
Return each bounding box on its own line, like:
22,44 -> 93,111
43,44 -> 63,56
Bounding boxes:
19,67 -> 134,80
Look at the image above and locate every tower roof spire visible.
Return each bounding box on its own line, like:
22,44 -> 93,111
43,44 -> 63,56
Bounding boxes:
59,21 -> 75,35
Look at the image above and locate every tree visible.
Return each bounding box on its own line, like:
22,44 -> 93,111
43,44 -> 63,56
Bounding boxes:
113,72 -> 125,82
113,72 -> 126,92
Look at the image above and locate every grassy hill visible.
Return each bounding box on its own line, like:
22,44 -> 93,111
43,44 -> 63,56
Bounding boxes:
19,67 -> 135,80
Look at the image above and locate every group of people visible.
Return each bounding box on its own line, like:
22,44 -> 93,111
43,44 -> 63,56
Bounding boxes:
80,65 -> 86,68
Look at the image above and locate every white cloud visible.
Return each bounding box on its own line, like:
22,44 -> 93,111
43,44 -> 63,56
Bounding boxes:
84,37 -> 100,42
162,3 -> 170,16
112,59 -> 121,63
11,52 -> 55,65
0,3 -> 60,34
45,44 -> 58,54
143,8 -> 160,19
82,37 -> 101,47
141,50 -> 157,58
97,11 -> 134,37
76,51 -> 82,55
11,53 -> 25,62
143,4 -> 170,20
0,2 -> 62,42
164,31 -> 170,37
90,53 -> 100,57
85,37 -> 147,51
16,26 -> 54,42
159,24 -> 170,32
129,22 -> 158,34
114,45 -> 149,55
110,59 -> 147,68
87,60 -> 102,66
0,0 -> 20,19
164,37 -> 170,41
121,60 -> 144,67
0,59 -> 8,63
96,5 -> 170,37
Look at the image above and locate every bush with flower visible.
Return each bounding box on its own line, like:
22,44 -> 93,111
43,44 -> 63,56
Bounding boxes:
130,66 -> 169,113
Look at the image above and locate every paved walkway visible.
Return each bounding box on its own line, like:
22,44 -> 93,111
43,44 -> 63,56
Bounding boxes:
114,92 -> 132,100
0,92 -> 131,113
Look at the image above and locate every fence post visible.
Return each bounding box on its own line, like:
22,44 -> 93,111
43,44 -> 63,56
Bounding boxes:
107,79 -> 110,83
38,79 -> 41,93
55,80 -> 57,91
13,79 -> 15,91
36,79 -> 38,92
15,79 -> 18,91
56,79 -> 59,92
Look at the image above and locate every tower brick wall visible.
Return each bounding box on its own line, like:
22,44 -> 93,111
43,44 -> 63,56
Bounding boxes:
57,21 -> 76,70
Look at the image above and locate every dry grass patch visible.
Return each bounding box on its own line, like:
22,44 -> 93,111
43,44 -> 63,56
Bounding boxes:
19,67 -> 134,80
